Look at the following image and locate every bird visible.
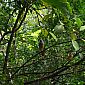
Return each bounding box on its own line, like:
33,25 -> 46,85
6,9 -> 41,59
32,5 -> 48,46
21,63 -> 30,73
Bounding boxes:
39,39 -> 45,56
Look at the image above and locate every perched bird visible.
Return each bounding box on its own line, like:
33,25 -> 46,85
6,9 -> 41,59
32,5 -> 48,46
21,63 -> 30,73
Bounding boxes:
67,52 -> 73,61
39,39 -> 45,56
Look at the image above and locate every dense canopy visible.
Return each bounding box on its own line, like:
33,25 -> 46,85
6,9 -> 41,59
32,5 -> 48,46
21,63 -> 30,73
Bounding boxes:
0,0 -> 85,85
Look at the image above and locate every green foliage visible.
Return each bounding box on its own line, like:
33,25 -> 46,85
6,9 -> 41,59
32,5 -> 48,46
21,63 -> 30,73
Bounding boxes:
0,0 -> 85,85
41,0 -> 73,14
54,24 -> 65,33
49,32 -> 58,42
41,0 -> 67,9
72,40 -> 79,51
80,26 -> 85,31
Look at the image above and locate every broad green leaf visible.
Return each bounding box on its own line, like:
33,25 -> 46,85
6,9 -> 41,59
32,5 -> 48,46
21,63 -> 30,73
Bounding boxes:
80,26 -> 85,31
41,0 -> 67,12
31,30 -> 41,37
72,40 -> 79,51
79,53 -> 83,59
41,29 -> 48,37
82,39 -> 85,42
70,32 -> 77,40
75,18 -> 82,27
54,25 -> 65,33
42,0 -> 67,6
50,32 -> 58,42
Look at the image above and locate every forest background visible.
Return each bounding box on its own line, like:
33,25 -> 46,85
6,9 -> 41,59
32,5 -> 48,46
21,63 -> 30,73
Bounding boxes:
0,0 -> 85,85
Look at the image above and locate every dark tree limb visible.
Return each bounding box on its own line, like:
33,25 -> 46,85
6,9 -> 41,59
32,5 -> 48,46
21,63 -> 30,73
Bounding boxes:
24,55 -> 85,85
10,38 -> 83,81
0,31 -> 11,43
0,8 -> 17,43
2,0 -> 36,81
3,7 -> 25,73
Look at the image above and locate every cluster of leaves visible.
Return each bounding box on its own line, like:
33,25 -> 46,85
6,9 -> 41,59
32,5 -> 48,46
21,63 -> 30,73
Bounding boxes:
0,0 -> 85,85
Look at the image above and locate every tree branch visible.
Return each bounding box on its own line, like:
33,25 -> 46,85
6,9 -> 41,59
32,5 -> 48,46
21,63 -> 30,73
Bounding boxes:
3,7 -> 25,73
24,55 -> 85,85
10,38 -> 82,80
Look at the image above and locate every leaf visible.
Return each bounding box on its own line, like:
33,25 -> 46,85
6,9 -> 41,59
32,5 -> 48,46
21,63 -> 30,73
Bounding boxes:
67,2 -> 72,14
75,18 -> 82,27
80,26 -> 85,31
41,29 -> 48,37
72,40 -> 79,51
82,39 -> 85,42
41,0 -> 67,12
50,32 -> 58,42
31,30 -> 41,37
70,32 -> 77,40
43,14 -> 52,21
79,53 -> 83,59
54,25 -> 65,33
42,0 -> 67,6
